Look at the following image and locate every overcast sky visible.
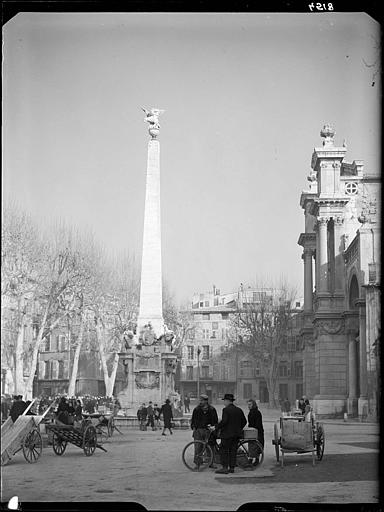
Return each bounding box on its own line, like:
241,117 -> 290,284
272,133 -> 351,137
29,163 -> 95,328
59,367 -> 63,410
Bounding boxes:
3,12 -> 380,304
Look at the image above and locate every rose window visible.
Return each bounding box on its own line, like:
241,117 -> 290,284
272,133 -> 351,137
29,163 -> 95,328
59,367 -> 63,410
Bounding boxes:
345,182 -> 358,195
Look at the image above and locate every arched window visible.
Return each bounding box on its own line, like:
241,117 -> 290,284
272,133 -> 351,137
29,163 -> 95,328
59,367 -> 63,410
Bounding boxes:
349,274 -> 359,310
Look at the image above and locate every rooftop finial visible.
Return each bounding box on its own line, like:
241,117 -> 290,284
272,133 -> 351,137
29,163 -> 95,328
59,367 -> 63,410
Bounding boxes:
320,123 -> 335,147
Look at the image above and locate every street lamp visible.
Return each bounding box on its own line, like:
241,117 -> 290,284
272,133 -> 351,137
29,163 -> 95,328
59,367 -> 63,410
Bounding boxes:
197,346 -> 201,398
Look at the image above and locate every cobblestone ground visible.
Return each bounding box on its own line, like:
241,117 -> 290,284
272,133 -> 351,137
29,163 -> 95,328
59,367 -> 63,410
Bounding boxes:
1,411 -> 379,510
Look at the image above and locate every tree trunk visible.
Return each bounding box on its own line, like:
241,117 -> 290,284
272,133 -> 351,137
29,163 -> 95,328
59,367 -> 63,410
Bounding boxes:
96,319 -> 119,397
105,353 -> 119,397
67,314 -> 85,396
24,304 -> 65,400
14,322 -> 25,396
13,295 -> 26,395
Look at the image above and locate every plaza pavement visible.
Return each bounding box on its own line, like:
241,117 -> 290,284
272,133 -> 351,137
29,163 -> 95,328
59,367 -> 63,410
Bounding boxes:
1,407 -> 380,510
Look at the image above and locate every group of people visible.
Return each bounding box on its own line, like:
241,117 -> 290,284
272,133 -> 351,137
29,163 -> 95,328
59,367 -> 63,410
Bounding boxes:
137,399 -> 174,435
191,393 -> 264,474
298,397 -> 312,419
0,393 -> 122,427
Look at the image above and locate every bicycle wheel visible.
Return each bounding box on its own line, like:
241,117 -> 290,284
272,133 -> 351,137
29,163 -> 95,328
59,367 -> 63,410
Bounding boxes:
236,440 -> 264,468
182,441 -> 213,471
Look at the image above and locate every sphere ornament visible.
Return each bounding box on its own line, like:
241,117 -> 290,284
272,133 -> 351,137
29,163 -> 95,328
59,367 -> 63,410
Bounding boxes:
149,127 -> 160,139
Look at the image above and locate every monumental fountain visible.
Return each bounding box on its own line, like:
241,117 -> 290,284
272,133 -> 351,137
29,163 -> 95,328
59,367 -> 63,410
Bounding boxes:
117,109 -> 179,413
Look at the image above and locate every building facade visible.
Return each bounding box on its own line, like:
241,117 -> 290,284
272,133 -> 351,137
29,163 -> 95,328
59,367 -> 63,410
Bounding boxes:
177,286 -> 304,406
298,124 -> 380,419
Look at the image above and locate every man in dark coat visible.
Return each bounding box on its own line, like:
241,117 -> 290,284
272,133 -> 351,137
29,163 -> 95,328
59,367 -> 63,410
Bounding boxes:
191,394 -> 219,469
160,399 -> 173,436
137,403 -> 148,430
146,401 -> 156,430
10,395 -> 27,423
211,393 -> 247,474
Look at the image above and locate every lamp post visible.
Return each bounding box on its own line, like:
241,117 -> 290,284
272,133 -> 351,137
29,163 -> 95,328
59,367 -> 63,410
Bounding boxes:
197,346 -> 201,398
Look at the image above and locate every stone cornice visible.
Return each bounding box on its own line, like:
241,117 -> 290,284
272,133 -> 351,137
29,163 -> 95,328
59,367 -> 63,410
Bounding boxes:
315,197 -> 349,207
300,192 -> 318,210
311,147 -> 347,170
297,232 -> 316,248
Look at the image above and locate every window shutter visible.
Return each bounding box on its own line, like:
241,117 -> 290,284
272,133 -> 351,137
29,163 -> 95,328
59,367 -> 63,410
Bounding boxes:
38,361 -> 45,379
52,360 -> 59,379
64,360 -> 69,379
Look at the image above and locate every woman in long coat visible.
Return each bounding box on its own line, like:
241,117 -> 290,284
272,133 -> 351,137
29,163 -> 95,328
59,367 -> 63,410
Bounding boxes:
160,399 -> 173,436
246,399 -> 265,465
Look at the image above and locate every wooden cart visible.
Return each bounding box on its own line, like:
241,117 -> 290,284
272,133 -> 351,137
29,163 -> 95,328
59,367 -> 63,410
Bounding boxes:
1,399 -> 54,466
82,412 -> 121,442
272,414 -> 325,467
46,421 -> 107,457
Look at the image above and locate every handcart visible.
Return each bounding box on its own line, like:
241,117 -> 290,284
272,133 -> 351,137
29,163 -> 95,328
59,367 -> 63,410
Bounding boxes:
272,413 -> 325,467
81,412 -> 119,443
46,419 -> 107,457
1,399 -> 55,466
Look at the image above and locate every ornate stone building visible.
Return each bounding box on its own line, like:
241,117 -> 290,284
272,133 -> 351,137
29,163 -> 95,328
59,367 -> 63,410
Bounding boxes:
298,125 -> 380,419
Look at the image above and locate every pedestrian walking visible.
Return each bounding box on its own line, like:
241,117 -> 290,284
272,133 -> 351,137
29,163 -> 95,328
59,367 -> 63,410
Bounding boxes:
160,399 -> 173,436
191,394 -> 218,469
137,403 -> 148,430
298,397 -> 306,415
1,395 -> 10,422
184,395 -> 190,413
146,401 -> 156,430
113,397 -> 121,416
154,403 -> 161,428
210,393 -> 246,474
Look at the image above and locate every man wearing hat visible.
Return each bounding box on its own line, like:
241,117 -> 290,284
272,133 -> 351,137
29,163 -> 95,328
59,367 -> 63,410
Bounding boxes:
210,393 -> 247,474
191,394 -> 219,469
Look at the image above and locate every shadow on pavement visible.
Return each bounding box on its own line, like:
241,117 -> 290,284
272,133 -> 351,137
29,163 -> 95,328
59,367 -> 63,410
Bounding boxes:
216,453 -> 379,484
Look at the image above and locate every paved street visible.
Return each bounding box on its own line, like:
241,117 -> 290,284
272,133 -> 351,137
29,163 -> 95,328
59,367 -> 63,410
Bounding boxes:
1,408 -> 379,510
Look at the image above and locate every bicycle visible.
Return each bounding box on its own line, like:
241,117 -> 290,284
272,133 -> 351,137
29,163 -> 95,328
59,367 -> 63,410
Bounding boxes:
182,428 -> 264,472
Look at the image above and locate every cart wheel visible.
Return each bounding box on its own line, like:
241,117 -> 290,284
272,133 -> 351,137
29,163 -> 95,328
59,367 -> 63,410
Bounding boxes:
236,440 -> 264,468
22,429 -> 42,463
52,433 -> 67,455
315,423 -> 325,460
108,416 -> 115,437
83,425 -> 97,456
273,423 -> 280,462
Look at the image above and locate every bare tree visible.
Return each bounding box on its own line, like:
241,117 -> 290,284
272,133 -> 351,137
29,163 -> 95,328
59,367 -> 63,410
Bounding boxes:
89,251 -> 139,397
226,282 -> 297,408
24,221 -> 95,399
1,203 -> 46,395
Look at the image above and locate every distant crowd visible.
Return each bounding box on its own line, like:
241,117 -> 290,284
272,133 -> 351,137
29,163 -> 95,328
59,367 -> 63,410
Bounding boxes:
0,393 -> 122,424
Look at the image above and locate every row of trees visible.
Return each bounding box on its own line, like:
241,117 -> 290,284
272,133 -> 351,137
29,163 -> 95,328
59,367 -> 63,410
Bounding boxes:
1,203 -> 147,399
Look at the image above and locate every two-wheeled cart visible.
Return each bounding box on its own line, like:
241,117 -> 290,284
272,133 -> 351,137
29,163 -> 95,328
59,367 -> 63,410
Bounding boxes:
1,399 -> 55,466
82,411 -> 122,443
272,414 -> 325,467
46,420 -> 107,457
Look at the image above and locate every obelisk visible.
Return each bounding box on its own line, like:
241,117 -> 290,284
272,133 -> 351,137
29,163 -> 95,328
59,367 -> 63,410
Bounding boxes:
136,108 -> 165,340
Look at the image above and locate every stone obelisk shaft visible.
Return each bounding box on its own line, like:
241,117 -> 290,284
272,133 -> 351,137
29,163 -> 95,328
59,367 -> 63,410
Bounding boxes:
137,139 -> 164,338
